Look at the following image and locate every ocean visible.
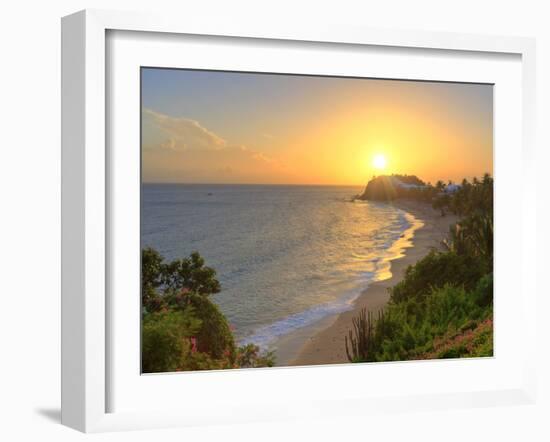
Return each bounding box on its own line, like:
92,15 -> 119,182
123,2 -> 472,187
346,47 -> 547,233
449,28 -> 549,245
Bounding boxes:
141,184 -> 419,352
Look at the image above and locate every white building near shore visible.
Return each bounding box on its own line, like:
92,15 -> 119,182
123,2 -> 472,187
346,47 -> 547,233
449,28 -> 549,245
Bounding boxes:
444,184 -> 462,193
390,176 -> 426,190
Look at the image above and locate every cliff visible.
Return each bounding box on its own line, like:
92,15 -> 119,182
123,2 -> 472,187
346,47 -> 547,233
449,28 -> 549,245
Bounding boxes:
357,174 -> 426,201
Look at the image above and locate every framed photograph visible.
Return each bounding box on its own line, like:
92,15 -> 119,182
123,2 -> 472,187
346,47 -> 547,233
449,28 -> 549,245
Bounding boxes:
61,9 -> 537,432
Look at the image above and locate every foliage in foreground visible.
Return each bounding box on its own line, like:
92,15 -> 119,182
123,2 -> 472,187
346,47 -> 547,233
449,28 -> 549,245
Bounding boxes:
141,248 -> 274,373
346,276 -> 493,362
419,317 -> 493,359
346,174 -> 494,363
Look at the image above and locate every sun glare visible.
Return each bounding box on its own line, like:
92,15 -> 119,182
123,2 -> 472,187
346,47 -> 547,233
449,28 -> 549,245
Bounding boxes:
372,154 -> 387,170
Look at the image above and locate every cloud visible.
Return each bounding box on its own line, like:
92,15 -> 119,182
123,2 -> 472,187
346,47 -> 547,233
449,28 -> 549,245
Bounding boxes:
143,108 -> 226,151
142,109 -> 291,183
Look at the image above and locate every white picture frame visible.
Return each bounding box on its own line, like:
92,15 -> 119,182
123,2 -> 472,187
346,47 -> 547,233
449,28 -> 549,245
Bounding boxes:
61,9 -> 537,433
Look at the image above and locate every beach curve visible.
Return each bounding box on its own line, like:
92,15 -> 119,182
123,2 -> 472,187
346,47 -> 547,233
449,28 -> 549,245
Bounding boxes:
276,200 -> 458,367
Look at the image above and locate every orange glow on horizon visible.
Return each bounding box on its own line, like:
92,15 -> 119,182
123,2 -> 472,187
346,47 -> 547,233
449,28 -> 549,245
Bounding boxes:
142,73 -> 493,186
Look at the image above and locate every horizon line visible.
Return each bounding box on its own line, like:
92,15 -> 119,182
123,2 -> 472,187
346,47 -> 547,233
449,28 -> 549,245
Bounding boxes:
142,181 -> 366,187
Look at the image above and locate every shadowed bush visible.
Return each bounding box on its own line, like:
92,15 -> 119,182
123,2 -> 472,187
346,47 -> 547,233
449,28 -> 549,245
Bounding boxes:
390,251 -> 486,304
141,248 -> 274,372
142,309 -> 201,373
187,293 -> 235,359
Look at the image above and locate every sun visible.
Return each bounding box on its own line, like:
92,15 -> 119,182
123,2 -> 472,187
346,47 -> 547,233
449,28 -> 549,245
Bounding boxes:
372,154 -> 387,170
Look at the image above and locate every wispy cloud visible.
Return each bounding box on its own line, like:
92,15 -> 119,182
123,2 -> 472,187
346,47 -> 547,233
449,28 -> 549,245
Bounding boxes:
142,109 -> 290,183
143,108 -> 226,151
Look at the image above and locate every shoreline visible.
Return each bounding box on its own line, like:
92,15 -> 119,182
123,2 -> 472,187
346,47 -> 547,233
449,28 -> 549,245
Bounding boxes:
273,199 -> 458,367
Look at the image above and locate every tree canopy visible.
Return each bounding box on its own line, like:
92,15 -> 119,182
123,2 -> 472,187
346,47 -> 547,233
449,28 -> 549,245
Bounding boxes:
141,248 -> 274,372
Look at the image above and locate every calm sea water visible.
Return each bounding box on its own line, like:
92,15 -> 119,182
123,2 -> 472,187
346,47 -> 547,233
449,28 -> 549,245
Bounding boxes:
141,184 -> 417,349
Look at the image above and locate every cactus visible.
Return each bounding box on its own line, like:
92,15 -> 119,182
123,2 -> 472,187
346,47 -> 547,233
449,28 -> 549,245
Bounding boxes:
345,308 -> 384,362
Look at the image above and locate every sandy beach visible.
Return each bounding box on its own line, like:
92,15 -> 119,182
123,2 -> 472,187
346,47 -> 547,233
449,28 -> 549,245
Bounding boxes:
275,200 -> 458,367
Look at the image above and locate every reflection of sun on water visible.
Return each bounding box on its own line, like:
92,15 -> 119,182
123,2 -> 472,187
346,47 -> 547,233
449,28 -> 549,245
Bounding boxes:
373,154 -> 387,170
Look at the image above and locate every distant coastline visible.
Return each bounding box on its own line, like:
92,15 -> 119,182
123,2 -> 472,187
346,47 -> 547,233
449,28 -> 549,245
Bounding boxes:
142,181 -> 367,187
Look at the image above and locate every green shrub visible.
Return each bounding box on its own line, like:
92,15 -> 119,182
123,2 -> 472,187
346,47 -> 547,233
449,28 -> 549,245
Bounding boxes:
141,248 -> 233,360
471,273 -> 493,308
141,247 -> 165,313
235,344 -> 275,368
188,293 -> 236,360
141,247 -> 274,371
350,284 -> 492,362
142,309 -> 201,373
390,251 -> 485,304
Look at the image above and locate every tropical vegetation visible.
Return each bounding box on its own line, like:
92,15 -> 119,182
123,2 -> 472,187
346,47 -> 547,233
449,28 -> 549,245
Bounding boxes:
141,248 -> 274,373
346,174 -> 493,362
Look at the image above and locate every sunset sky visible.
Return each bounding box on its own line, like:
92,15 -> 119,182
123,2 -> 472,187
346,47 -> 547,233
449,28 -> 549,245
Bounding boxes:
142,68 -> 493,185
